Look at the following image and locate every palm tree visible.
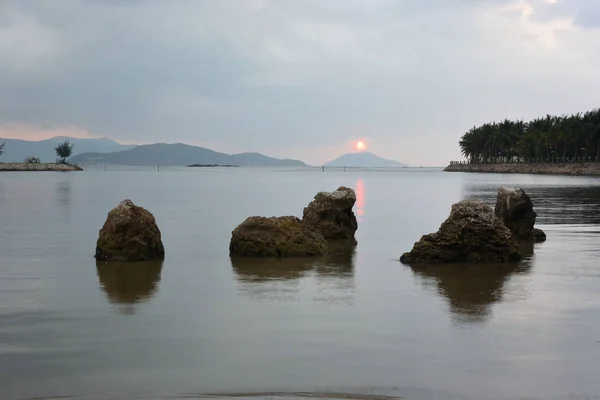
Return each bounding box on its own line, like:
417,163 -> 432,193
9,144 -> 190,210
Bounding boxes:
457,109 -> 600,164
526,117 -> 545,160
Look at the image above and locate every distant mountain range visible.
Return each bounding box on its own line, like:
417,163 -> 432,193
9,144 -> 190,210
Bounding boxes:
0,137 -> 134,163
325,151 -> 407,167
0,137 -> 404,168
69,143 -> 308,167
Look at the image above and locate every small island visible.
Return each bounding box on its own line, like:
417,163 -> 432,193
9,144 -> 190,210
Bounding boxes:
446,108 -> 600,176
186,164 -> 239,168
0,140 -> 83,172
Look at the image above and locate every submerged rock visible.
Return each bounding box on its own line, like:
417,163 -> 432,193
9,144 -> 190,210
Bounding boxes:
302,186 -> 358,239
95,199 -> 165,262
229,216 -> 329,257
494,187 -> 546,242
400,199 -> 521,264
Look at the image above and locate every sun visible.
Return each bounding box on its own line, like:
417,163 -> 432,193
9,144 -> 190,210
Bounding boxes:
356,141 -> 366,151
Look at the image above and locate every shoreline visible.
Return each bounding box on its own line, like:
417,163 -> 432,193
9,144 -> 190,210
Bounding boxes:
444,162 -> 600,176
0,163 -> 83,172
186,164 -> 239,168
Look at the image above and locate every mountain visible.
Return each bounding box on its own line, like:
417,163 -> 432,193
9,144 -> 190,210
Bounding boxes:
0,136 -> 134,163
325,151 -> 407,167
231,152 -> 308,167
69,143 -> 308,167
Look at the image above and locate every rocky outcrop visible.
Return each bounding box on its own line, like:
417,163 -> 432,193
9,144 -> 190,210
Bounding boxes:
302,186 -> 358,239
229,186 -> 359,258
95,200 -> 165,262
400,199 -> 521,264
444,162 -> 600,176
229,216 -> 329,257
494,187 -> 546,242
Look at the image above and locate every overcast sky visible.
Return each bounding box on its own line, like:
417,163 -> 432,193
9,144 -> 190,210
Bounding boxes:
1,0 -> 599,165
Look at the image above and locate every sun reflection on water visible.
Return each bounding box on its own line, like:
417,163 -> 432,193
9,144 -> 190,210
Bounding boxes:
356,178 -> 365,218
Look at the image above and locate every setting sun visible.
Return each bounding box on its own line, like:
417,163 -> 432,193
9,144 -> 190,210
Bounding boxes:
356,141 -> 366,151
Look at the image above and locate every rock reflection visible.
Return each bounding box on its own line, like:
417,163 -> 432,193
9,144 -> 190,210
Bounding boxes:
96,261 -> 163,314
410,262 -> 531,324
518,239 -> 535,258
231,241 -> 356,304
231,257 -> 315,283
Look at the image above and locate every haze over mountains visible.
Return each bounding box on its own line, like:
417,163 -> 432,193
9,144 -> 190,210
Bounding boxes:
325,152 -> 407,167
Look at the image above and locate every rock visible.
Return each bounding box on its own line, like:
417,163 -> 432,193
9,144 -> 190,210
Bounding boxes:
494,187 -> 546,242
302,186 -> 358,239
229,216 -> 329,257
532,228 -> 547,242
95,199 -> 165,262
400,199 -> 521,264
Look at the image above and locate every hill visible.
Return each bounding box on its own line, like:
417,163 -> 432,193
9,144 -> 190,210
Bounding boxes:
0,137 -> 133,163
69,143 -> 308,167
325,151 -> 407,167
231,152 -> 308,167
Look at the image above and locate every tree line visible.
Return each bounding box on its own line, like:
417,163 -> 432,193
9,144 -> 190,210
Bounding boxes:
0,140 -> 75,164
458,109 -> 600,163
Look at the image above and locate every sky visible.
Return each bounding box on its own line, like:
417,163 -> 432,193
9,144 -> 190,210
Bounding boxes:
1,0 -> 600,166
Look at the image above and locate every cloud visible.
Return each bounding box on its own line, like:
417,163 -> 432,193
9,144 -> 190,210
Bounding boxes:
0,9 -> 64,73
1,0 -> 600,165
0,123 -> 96,141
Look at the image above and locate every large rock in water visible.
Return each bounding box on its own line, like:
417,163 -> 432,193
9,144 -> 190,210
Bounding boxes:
229,216 -> 329,257
302,186 -> 358,239
95,200 -> 165,262
400,199 -> 521,264
494,187 -> 546,242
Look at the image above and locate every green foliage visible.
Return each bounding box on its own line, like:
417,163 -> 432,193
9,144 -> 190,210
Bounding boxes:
458,109 -> 600,163
24,156 -> 41,164
54,140 -> 75,164
0,142 -> 4,157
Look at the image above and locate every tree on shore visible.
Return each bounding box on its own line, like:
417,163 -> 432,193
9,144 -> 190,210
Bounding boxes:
0,142 -> 4,157
458,109 -> 600,163
55,140 -> 75,164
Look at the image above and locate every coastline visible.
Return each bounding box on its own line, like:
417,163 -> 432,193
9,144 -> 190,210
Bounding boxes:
186,164 -> 239,168
0,163 -> 83,172
444,162 -> 600,176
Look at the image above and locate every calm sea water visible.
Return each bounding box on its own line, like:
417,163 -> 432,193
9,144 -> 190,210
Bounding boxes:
1,167 -> 600,400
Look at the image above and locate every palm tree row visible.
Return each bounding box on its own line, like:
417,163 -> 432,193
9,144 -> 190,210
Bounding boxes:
458,109 -> 600,163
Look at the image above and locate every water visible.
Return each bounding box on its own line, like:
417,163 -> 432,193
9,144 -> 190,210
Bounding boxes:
1,167 -> 600,400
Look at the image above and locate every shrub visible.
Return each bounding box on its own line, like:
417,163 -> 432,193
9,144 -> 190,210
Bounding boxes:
24,156 -> 41,164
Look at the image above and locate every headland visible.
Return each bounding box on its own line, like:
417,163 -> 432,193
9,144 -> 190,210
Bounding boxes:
0,163 -> 83,172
